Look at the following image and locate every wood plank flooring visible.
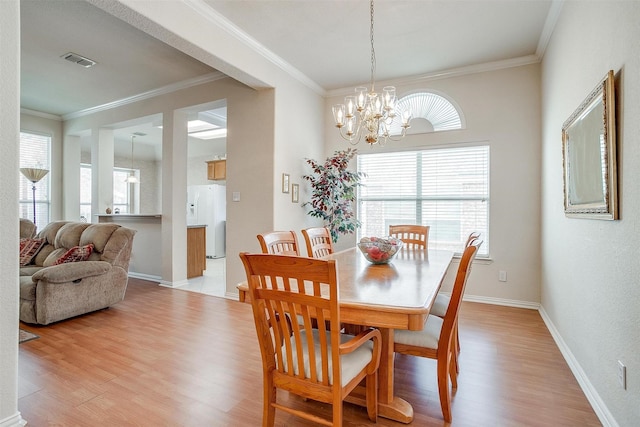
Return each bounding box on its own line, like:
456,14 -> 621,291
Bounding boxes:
18,278 -> 601,426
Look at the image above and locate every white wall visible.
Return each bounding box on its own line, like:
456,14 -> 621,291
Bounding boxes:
68,0 -> 325,296
325,63 -> 543,306
541,2 -> 640,426
0,2 -> 26,426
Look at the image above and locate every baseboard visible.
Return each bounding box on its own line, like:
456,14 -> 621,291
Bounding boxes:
158,279 -> 189,288
458,293 -> 540,310
224,290 -> 240,301
128,272 -> 162,282
538,306 -> 619,427
0,413 -> 27,427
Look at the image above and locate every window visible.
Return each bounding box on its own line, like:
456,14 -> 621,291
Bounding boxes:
19,132 -> 51,226
80,165 -> 139,217
113,168 -> 133,213
80,164 -> 92,222
389,92 -> 463,135
357,145 -> 489,256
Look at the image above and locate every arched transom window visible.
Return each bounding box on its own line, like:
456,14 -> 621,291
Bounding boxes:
389,92 -> 464,135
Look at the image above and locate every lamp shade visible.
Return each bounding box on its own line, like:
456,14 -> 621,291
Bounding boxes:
20,167 -> 49,183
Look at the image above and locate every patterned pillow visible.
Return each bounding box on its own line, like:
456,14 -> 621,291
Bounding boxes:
19,238 -> 45,266
53,243 -> 94,265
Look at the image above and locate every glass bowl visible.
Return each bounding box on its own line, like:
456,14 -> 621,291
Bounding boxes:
357,237 -> 403,264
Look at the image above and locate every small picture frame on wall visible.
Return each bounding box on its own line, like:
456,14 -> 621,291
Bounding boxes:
292,184 -> 299,203
282,173 -> 290,193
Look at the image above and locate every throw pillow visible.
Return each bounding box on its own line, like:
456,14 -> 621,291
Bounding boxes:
19,238 -> 45,266
53,243 -> 94,265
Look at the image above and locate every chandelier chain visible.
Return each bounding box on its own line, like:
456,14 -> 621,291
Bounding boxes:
370,0 -> 376,92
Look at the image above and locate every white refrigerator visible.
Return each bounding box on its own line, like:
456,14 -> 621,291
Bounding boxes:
186,184 -> 226,258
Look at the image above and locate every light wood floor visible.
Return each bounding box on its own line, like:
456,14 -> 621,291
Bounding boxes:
18,278 -> 601,426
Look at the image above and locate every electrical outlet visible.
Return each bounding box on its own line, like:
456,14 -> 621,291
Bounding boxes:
618,360 -> 626,389
498,270 -> 507,282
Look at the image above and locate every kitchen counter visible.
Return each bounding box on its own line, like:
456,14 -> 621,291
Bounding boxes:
96,214 -> 162,279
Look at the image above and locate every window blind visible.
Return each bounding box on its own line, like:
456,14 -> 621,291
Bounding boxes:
357,145 -> 489,256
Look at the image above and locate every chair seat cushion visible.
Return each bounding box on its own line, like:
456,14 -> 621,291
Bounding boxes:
282,329 -> 374,387
431,293 -> 450,317
394,314 -> 443,349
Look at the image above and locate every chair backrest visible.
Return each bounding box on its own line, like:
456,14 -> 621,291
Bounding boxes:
301,227 -> 334,258
465,231 -> 481,247
239,252 -> 342,389
257,231 -> 300,256
441,239 -> 482,342
388,224 -> 429,249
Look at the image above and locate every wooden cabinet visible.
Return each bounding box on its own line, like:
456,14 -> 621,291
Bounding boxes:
206,160 -> 226,180
187,226 -> 207,278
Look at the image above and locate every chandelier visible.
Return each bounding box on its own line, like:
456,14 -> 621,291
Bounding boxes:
332,0 -> 412,146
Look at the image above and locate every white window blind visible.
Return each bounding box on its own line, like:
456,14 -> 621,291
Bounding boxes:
357,145 -> 489,256
19,132 -> 51,226
80,164 -> 92,222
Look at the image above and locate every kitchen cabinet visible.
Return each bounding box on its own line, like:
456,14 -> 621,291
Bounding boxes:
206,160 -> 226,180
187,225 -> 207,278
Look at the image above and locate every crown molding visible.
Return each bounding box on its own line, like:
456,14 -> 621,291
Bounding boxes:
183,0 -> 325,96
537,0 -> 564,58
20,108 -> 62,121
62,72 -> 227,121
326,54 -> 541,98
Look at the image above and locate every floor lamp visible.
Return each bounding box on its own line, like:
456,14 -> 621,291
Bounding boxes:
20,167 -> 49,226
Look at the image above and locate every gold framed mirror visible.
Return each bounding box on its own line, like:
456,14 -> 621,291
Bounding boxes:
562,70 -> 618,220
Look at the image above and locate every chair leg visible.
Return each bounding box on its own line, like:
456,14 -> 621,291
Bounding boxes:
453,322 -> 460,374
332,393 -> 343,427
365,370 -> 378,422
263,375 -> 276,427
449,350 -> 458,389
437,351 -> 453,423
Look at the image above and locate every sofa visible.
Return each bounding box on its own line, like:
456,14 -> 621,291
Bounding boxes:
20,218 -> 37,239
19,221 -> 137,325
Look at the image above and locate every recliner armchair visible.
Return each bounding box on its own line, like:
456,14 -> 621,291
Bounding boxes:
19,221 -> 136,325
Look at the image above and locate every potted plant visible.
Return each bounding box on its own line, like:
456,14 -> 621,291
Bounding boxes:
302,148 -> 364,243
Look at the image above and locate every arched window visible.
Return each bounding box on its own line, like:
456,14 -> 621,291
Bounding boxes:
389,91 -> 464,135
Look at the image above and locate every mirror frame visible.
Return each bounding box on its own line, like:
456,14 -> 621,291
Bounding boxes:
562,70 -> 618,220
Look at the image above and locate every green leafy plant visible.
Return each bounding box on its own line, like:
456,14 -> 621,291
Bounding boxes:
302,148 -> 364,243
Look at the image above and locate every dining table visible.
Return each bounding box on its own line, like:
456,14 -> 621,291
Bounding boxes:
237,246 -> 454,424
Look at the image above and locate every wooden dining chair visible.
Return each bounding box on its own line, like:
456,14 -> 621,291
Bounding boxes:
257,230 -> 300,256
388,224 -> 429,249
239,252 -> 381,427
431,232 -> 480,317
301,226 -> 334,258
393,239 -> 481,423
430,231 -> 481,369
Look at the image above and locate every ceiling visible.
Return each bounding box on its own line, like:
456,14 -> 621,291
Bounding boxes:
20,0 -> 557,155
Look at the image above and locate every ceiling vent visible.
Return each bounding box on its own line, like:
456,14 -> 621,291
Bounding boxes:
61,52 -> 96,68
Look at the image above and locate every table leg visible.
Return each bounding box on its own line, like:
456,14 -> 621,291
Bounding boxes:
346,328 -> 414,423
378,328 -> 414,423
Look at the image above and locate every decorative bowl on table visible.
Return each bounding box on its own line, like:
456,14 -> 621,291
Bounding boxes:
357,236 -> 403,264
